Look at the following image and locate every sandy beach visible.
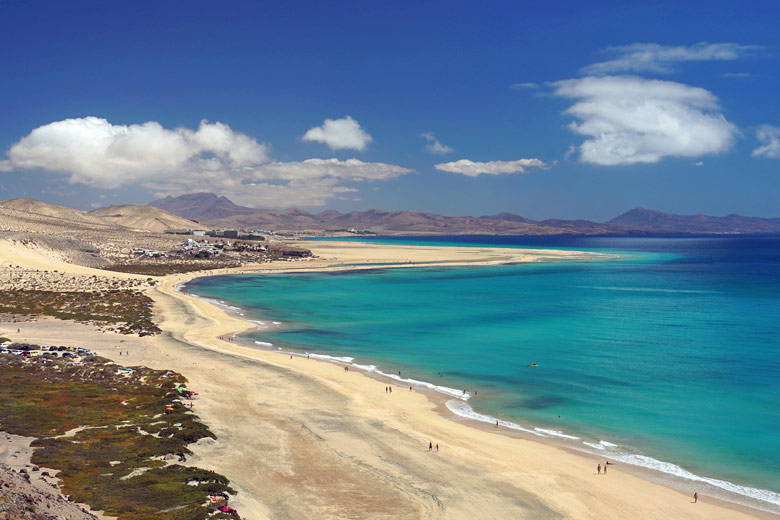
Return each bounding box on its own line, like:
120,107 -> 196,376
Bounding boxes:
1,239 -> 776,519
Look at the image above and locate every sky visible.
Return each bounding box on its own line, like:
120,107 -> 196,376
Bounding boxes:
1,0 -> 779,221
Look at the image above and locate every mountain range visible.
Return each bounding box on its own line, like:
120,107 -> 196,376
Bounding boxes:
149,193 -> 780,235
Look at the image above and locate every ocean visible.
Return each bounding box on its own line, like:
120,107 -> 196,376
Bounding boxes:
183,235 -> 780,513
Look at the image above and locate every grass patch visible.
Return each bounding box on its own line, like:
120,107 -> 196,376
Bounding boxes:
0,354 -> 238,519
0,290 -> 160,335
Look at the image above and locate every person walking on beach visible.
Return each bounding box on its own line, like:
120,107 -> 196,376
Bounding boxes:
693,491 -> 698,503
603,462 -> 607,474
429,441 -> 433,452
597,464 -> 601,475
435,443 -> 439,452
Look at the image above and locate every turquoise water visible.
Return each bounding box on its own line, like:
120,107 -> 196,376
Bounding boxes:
185,236 -> 780,511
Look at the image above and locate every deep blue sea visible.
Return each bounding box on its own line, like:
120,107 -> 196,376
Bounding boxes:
184,235 -> 780,512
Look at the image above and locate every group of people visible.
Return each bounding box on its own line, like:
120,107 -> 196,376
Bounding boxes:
596,461 -> 613,474
428,441 -> 439,452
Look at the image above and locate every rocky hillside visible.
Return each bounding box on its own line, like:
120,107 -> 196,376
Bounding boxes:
0,464 -> 98,519
151,193 -> 780,235
609,207 -> 780,233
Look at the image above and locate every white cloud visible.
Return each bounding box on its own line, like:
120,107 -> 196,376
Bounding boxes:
420,132 -> 453,154
553,76 -> 737,166
301,116 -> 373,151
693,161 -> 704,166
510,82 -> 539,89
0,117 -> 412,207
722,72 -> 751,79
154,178 -> 360,208
255,158 -> 411,181
434,158 -> 547,177
148,157 -> 411,207
583,42 -> 757,75
0,116 -> 270,187
752,125 -> 780,159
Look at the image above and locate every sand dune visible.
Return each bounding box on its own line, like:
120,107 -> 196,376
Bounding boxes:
89,204 -> 207,233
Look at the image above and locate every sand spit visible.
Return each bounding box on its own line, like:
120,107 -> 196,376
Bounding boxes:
0,237 -> 774,519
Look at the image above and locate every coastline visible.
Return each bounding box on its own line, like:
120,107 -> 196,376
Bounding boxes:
179,265 -> 780,518
2,240 -> 777,519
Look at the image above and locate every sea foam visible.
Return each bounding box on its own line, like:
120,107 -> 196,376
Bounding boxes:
375,370 -> 470,400
445,400 -> 544,436
445,403 -> 780,511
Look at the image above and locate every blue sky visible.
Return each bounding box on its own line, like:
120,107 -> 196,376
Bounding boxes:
1,1 -> 779,220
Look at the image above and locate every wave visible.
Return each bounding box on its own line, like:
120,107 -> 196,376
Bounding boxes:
445,400 -> 543,436
374,370 -> 471,400
534,428 -> 580,440
606,453 -> 780,509
582,440 -> 617,450
254,341 -> 273,347
307,353 -> 355,364
446,401 -> 780,511
580,443 -> 780,509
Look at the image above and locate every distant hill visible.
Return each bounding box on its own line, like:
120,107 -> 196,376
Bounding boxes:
150,195 -> 595,234
150,193 -> 780,235
0,198 -> 112,228
89,205 -> 206,233
609,207 -> 780,234
149,193 -> 256,222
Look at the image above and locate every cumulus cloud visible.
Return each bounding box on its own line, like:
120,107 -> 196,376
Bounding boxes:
552,76 -> 737,166
583,42 -> 757,75
510,82 -> 539,89
301,116 -> 373,151
420,132 -> 453,154
0,117 -> 412,207
155,178 -> 360,208
151,158 -> 409,207
752,125 -> 780,159
434,158 -> 547,177
0,116 -> 270,187
255,158 -> 410,181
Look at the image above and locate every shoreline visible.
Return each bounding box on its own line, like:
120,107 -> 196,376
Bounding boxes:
164,241 -> 780,518
2,239 -> 777,519
180,272 -> 780,518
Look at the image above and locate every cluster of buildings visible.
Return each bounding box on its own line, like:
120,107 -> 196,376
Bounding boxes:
169,238 -> 268,258
165,228 -> 267,240
132,248 -> 168,258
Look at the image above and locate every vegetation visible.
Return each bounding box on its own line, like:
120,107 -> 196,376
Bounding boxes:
0,290 -> 160,335
0,354 -> 238,519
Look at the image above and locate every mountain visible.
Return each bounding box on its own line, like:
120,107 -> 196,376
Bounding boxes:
149,194 -> 780,235
149,193 -> 256,221
88,205 -> 207,233
609,207 -> 780,233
